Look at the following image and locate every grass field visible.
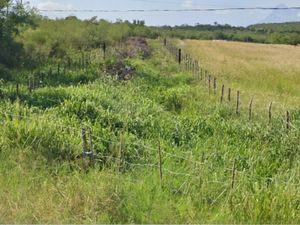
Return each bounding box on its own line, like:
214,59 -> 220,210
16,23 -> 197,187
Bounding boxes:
0,40 -> 300,223
180,40 -> 300,114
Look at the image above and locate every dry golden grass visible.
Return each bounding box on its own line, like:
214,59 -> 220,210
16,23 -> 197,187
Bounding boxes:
180,40 -> 300,114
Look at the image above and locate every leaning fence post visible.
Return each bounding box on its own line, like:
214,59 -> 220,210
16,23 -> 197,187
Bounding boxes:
220,84 -> 225,103
268,102 -> 273,124
248,98 -> 253,121
158,140 -> 163,186
236,90 -> 240,115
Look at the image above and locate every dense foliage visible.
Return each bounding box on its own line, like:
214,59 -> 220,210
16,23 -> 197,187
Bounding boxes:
0,0 -> 33,68
158,22 -> 300,45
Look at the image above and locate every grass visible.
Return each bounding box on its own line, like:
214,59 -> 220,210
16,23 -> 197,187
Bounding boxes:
180,40 -> 300,114
0,40 -> 299,223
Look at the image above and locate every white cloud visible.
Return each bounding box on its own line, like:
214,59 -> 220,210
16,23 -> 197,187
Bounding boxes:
181,0 -> 193,8
298,12 -> 300,17
37,1 -> 74,10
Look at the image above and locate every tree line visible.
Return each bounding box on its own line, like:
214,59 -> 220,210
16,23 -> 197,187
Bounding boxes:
1,0 -> 300,81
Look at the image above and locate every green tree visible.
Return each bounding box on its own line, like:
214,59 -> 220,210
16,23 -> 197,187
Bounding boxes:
0,0 -> 33,69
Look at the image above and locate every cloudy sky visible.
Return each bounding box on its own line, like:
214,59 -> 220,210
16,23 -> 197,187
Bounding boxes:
27,0 -> 300,26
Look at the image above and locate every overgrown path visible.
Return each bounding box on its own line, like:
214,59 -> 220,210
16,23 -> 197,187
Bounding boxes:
0,39 -> 299,224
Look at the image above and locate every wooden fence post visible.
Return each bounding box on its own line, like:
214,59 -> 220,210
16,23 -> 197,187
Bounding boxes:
248,98 -> 253,121
268,102 -> 273,124
286,111 -> 290,131
220,84 -> 225,103
178,49 -> 182,64
213,77 -> 217,93
81,128 -> 94,167
228,88 -> 231,102
164,38 -> 167,46
81,128 -> 88,153
208,75 -> 211,93
103,42 -> 106,60
236,90 -> 240,115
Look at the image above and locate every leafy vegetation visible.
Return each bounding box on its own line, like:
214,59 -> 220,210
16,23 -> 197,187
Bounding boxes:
0,1 -> 300,223
160,22 -> 300,45
0,39 -> 300,223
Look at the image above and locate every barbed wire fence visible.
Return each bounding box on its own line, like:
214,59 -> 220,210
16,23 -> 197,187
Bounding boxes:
162,37 -> 298,132
0,38 -> 299,195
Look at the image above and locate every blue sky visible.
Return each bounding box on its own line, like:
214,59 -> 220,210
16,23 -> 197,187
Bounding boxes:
27,0 -> 300,26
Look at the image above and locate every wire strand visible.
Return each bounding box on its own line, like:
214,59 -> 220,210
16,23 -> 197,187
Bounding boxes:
37,7 -> 300,13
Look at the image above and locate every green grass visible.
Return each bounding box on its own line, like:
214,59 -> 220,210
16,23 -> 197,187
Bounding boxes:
0,40 -> 299,223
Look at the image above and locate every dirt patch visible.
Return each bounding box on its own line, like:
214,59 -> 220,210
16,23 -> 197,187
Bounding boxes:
106,37 -> 151,80
117,37 -> 152,59
106,60 -> 135,81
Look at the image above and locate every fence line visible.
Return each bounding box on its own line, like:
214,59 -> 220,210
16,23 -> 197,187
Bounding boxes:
0,39 -> 299,190
162,38 -> 298,132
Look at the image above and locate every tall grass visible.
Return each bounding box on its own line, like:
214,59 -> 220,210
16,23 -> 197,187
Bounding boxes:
0,40 -> 299,223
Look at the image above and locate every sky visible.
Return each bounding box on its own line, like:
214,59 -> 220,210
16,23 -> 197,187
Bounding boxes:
27,0 -> 300,26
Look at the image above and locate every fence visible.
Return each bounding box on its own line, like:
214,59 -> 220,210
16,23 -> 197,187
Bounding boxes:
0,110 -> 299,192
162,38 -> 295,131
0,38 -> 299,194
